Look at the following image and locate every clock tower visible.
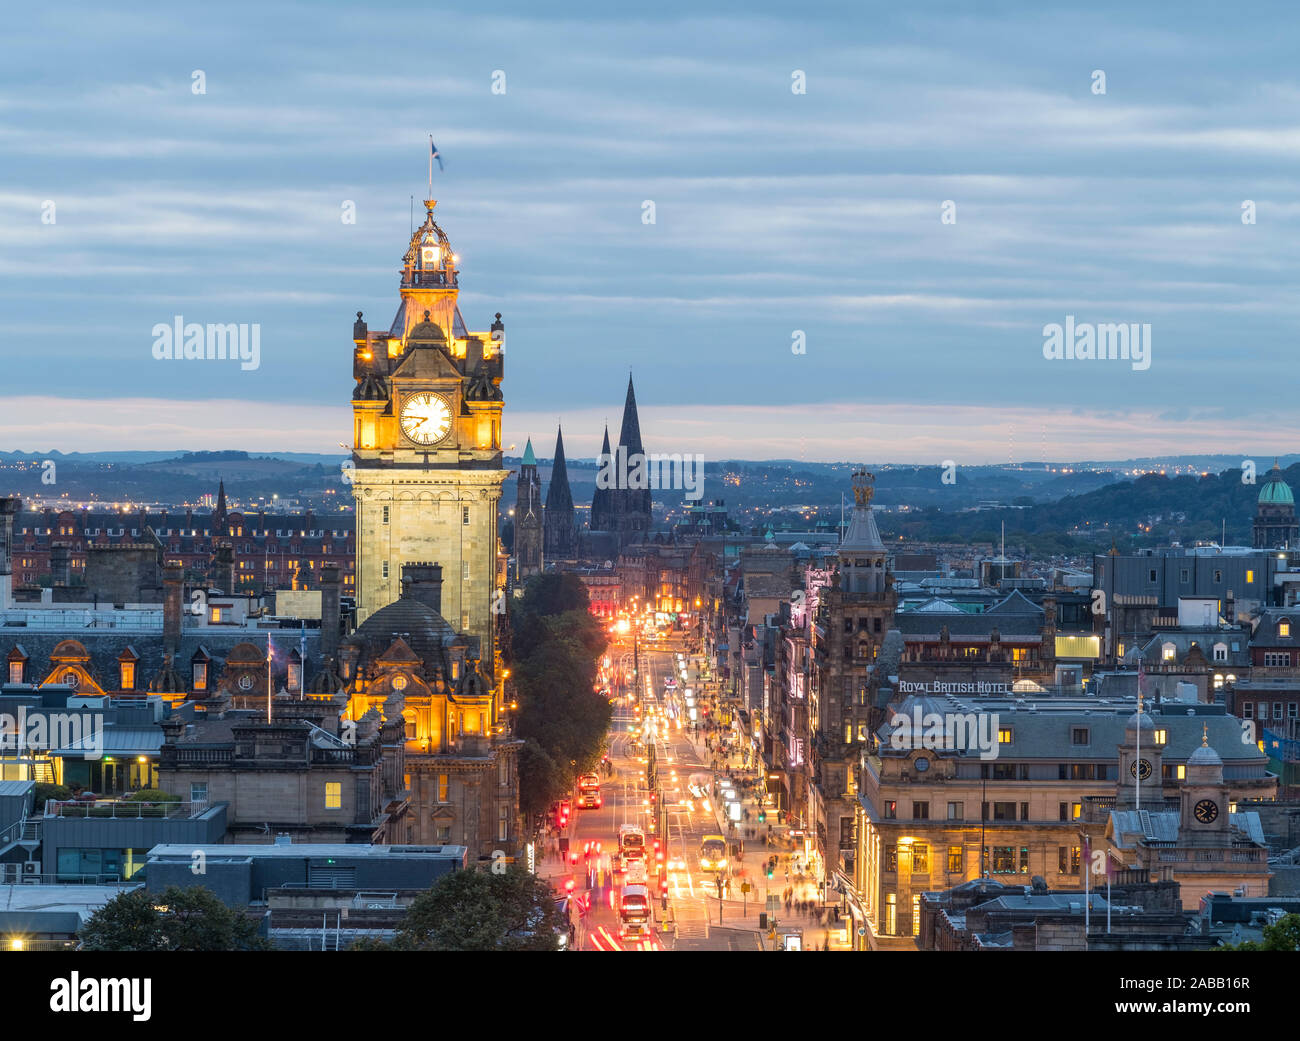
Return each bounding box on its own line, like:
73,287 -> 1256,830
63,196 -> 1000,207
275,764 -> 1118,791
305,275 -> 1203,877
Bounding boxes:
350,200 -> 507,657
1116,702 -> 1162,810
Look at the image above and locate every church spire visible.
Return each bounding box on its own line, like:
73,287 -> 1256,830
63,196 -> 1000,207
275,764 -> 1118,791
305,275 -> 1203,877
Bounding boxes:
543,426 -> 577,560
618,373 -> 646,458
591,424 -> 614,531
214,479 -> 228,535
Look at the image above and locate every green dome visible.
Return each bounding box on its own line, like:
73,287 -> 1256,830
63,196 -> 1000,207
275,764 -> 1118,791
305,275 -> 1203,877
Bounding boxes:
1259,464 -> 1294,506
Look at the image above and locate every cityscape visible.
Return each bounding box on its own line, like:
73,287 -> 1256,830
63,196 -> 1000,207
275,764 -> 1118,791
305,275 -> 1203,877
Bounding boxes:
1,0 -> 1297,1014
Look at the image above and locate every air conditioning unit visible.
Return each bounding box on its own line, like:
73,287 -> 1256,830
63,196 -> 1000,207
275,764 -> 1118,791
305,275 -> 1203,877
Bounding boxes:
0,864 -> 19,882
22,861 -> 39,874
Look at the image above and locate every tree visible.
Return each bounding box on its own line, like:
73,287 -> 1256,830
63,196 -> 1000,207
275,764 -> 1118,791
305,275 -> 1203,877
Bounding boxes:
1218,913 -> 1300,951
79,885 -> 270,951
389,867 -> 566,951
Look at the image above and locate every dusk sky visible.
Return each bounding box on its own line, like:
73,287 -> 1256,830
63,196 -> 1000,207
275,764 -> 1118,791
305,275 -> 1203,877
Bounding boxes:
3,1 -> 1298,464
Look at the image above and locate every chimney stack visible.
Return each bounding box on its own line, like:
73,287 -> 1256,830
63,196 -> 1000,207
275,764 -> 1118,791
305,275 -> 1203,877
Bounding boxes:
163,560 -> 184,656
50,543 -> 71,588
401,562 -> 444,616
321,562 -> 341,663
214,542 -> 236,594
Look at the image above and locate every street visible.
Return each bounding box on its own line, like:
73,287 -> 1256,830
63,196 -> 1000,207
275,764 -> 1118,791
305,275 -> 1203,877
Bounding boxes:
539,638 -> 838,951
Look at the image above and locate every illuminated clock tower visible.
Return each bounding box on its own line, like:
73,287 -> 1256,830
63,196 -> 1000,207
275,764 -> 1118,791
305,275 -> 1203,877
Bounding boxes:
350,200 -> 507,656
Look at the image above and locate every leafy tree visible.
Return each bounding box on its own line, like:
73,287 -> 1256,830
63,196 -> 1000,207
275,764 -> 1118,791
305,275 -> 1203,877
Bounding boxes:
388,867 -> 566,951
79,885 -> 270,951
1218,913 -> 1300,951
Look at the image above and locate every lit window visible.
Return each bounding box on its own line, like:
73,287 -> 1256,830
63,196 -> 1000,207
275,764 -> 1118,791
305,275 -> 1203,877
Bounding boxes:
1281,620 -> 1291,638
325,782 -> 342,809
120,662 -> 135,690
1153,729 -> 1167,745
1176,765 -> 1186,780
998,726 -> 1013,744
1246,570 -> 1255,584
438,774 -> 449,803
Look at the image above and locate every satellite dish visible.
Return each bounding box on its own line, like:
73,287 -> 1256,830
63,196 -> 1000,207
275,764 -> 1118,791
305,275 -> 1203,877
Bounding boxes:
604,560 -> 613,568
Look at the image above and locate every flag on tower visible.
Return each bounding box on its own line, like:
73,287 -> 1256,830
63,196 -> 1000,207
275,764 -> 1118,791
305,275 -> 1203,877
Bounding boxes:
431,138 -> 443,171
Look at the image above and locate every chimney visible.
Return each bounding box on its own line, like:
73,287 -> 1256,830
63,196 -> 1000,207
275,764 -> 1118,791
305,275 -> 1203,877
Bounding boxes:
401,562 -> 443,615
50,543 -> 71,588
163,560 -> 184,656
215,542 -> 235,594
321,562 -> 341,662
0,496 -> 18,610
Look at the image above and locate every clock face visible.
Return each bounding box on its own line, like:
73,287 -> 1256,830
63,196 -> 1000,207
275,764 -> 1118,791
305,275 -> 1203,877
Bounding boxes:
1130,758 -> 1152,781
238,674 -> 253,691
1194,799 -> 1219,824
400,392 -> 452,445
914,757 -> 929,773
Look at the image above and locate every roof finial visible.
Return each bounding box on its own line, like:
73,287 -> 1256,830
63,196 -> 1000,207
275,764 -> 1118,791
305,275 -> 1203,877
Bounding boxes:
1202,722 -> 1209,747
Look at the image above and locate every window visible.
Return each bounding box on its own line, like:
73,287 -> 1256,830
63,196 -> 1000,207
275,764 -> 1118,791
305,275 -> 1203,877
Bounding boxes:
1247,569 -> 1255,584
1162,642 -> 1177,662
1071,727 -> 1089,746
883,800 -> 897,820
885,894 -> 897,934
1213,643 -> 1228,662
947,801 -> 963,820
989,846 -> 1016,873
912,801 -> 929,820
1214,570 -> 1222,583
884,844 -> 898,871
193,662 -> 207,691
992,801 -> 1016,821
910,844 -> 929,873
1290,703 -> 1298,719
1180,568 -> 1190,583
463,561 -> 470,580
436,825 -> 452,843
325,782 -> 342,809
1243,702 -> 1254,719
463,506 -> 470,525
1072,802 -> 1082,820
437,773 -> 449,803
1275,702 -> 1284,720
1020,802 -> 1030,821
998,726 -> 1013,744
382,506 -> 389,524
1280,619 -> 1291,638
119,662 -> 135,690
7,661 -> 21,684
948,846 -> 963,874
498,804 -> 509,842
1265,652 -> 1291,667
1059,802 -> 1070,822
1153,729 -> 1167,745
190,783 -> 208,806
382,560 -> 390,580
1148,569 -> 1157,583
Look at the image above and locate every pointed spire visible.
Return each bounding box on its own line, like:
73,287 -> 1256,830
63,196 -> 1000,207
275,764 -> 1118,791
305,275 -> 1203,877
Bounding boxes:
522,438 -> 536,467
1202,722 -> 1209,747
543,425 -> 577,558
618,373 -> 646,457
591,424 -> 615,531
544,426 -> 574,514
214,479 -> 228,535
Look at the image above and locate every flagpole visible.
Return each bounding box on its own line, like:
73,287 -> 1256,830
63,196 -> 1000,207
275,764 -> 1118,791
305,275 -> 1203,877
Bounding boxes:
267,633 -> 273,724
428,134 -> 433,199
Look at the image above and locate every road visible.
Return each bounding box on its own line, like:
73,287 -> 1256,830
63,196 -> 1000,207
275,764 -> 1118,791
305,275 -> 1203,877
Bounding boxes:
543,639 -> 801,951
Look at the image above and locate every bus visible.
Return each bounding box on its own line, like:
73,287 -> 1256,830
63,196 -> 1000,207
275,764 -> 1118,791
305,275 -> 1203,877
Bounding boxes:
699,834 -> 727,872
577,773 -> 602,809
618,824 -> 646,864
619,883 -> 651,938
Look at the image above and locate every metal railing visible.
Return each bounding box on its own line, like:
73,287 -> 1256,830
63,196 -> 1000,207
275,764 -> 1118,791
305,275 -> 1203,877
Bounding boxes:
45,799 -> 203,820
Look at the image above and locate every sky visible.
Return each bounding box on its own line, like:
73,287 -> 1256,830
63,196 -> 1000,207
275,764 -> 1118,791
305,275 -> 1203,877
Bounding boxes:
2,1 -> 1299,465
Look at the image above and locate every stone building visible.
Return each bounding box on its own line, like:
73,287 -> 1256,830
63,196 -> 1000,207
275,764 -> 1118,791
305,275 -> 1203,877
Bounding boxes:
513,439 -> 543,582
1254,461 -> 1298,550
542,427 -> 577,563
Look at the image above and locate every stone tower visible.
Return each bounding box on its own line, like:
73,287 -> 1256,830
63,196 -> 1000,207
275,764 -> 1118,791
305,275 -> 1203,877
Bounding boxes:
611,373 -> 652,543
349,199 -> 508,658
514,438 -> 543,582
1253,460 -> 1298,549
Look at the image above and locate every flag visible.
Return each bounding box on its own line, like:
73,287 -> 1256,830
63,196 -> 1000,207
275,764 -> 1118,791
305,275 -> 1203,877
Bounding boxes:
431,138 -> 443,171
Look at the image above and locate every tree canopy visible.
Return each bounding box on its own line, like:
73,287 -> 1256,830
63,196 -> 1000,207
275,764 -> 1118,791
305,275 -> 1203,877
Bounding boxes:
1218,913 -> 1300,951
506,572 -> 611,819
78,885 -> 270,951
383,866 -> 567,951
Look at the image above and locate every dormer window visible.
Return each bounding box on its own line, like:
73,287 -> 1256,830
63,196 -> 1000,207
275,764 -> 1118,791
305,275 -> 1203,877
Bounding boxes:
1280,619 -> 1291,638
193,661 -> 207,691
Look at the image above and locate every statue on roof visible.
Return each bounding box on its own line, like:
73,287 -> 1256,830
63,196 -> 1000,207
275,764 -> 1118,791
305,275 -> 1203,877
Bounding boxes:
852,469 -> 875,507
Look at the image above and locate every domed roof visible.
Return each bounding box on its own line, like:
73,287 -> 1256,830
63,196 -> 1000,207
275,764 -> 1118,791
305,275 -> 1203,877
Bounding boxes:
1126,709 -> 1154,732
1258,462 -> 1294,505
349,596 -> 455,670
1188,742 -> 1222,766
